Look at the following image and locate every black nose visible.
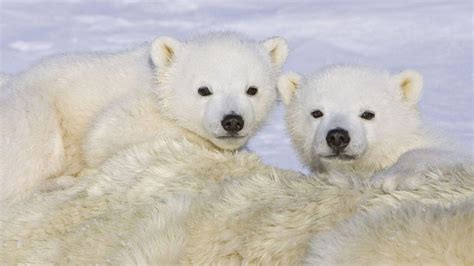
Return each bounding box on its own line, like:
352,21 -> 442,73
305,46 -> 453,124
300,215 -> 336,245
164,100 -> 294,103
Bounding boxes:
221,114 -> 244,133
326,128 -> 350,151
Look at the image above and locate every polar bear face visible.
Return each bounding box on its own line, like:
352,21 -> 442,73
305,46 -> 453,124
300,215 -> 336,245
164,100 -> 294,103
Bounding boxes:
150,33 -> 288,150
280,66 -> 424,174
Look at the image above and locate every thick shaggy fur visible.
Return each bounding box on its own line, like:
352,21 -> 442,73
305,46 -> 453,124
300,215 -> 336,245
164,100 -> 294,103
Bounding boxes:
1,138 -> 472,264
306,197 -> 474,265
0,33 -> 287,203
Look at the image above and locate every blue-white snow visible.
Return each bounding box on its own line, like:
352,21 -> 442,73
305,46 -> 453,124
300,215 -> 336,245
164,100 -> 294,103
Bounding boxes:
1,0 -> 472,172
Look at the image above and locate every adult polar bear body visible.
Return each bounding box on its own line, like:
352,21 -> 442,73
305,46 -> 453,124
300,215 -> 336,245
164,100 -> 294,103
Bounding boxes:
1,138 -> 472,264
0,33 -> 288,203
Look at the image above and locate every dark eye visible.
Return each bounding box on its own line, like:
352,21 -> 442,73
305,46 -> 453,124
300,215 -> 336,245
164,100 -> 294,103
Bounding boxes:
246,86 -> 258,96
198,86 -> 212,96
311,110 -> 324,119
360,111 -> 375,120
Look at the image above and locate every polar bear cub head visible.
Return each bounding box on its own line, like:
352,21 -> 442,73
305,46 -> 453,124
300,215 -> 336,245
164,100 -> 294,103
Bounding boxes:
280,65 -> 425,174
150,33 -> 288,150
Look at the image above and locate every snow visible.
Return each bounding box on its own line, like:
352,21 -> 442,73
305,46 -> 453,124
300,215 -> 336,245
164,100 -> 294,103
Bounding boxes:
8,40 -> 52,52
0,0 -> 472,172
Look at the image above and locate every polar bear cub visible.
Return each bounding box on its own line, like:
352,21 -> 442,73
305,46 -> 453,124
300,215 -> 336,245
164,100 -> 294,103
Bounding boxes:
279,65 -> 471,191
0,33 -> 288,203
84,34 -> 288,167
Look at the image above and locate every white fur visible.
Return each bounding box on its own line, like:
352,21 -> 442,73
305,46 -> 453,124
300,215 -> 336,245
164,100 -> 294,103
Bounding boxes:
1,138 -> 472,264
0,33 -> 288,203
280,65 -> 472,191
0,45 -> 153,204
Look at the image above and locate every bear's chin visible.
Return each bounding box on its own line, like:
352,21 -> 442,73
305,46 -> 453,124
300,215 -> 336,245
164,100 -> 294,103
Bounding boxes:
320,154 -> 358,161
211,137 -> 248,151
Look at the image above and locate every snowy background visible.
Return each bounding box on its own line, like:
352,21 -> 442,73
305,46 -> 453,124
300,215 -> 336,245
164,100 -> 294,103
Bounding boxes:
1,0 -> 472,172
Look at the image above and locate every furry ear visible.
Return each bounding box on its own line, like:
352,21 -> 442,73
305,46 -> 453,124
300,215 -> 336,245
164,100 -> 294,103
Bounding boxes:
262,37 -> 288,68
150,36 -> 182,68
392,70 -> 423,104
278,72 -> 301,106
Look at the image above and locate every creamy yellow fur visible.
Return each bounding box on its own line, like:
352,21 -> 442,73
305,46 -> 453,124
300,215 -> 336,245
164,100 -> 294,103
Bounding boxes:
1,138 -> 472,264
306,197 -> 474,265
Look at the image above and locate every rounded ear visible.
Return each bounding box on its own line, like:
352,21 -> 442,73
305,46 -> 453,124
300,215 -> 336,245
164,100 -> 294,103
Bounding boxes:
278,72 -> 301,106
392,70 -> 423,104
150,36 -> 183,68
261,37 -> 288,68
